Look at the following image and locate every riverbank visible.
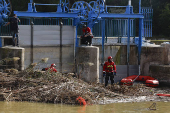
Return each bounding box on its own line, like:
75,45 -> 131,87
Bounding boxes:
0,69 -> 170,105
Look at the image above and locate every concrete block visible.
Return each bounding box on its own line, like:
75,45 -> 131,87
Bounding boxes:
76,46 -> 99,83
161,44 -> 170,64
140,47 -> 166,75
0,46 -> 25,71
149,65 -> 170,84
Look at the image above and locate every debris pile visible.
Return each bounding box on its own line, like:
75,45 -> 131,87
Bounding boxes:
0,70 -> 121,105
0,58 -> 170,105
106,83 -> 154,96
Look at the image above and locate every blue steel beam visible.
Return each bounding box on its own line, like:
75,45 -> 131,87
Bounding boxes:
127,18 -> 130,77
13,11 -> 78,18
35,4 -> 59,6
101,19 -> 105,83
139,0 -> 141,13
99,13 -> 144,18
138,18 -> 143,75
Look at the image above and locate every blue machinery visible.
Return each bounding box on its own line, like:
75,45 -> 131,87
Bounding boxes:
0,0 -> 152,77
0,0 -> 11,26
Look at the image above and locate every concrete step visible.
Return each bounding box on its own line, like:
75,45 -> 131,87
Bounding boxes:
0,36 -> 13,47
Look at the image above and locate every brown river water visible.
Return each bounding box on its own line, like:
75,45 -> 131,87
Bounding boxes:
0,101 -> 169,113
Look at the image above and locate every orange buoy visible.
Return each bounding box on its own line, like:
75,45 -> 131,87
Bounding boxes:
76,96 -> 86,105
156,94 -> 170,97
145,80 -> 159,87
120,75 -> 159,87
120,78 -> 133,86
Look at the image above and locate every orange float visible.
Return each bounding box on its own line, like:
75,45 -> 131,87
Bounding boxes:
156,94 -> 170,97
120,75 -> 159,87
76,96 -> 86,105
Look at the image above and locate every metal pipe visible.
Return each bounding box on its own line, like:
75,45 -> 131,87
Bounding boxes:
128,0 -> 131,6
127,18 -> 130,77
101,19 -> 105,83
30,18 -> 34,63
139,0 -> 141,13
75,25 -> 78,78
104,0 -> 106,12
106,6 -> 127,8
60,18 -> 63,73
35,4 -> 59,6
138,18 -> 143,75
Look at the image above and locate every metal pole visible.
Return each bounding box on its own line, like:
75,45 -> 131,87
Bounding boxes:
128,0 -> 131,6
75,25 -> 78,78
30,18 -> 34,63
104,0 -> 106,12
60,18 -> 63,73
127,18 -> 130,77
101,19 -> 105,83
139,0 -> 141,13
105,19 -> 107,42
138,18 -> 143,75
73,18 -> 78,78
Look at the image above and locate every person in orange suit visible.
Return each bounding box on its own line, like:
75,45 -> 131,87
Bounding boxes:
42,63 -> 57,72
103,56 -> 117,87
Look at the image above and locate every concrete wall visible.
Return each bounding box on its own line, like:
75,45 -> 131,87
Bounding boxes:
24,46 -> 75,73
141,44 -> 170,85
1,24 -> 170,84
95,45 -> 138,65
18,25 -> 139,75
149,65 -> 170,84
18,25 -> 76,73
0,46 -> 25,71
140,46 -> 168,76
19,25 -> 75,46
76,46 -> 99,83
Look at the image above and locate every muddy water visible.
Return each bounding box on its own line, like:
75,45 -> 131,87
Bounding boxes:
0,101 -> 169,113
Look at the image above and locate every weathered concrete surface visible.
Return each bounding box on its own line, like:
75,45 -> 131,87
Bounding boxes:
76,46 -> 99,83
96,45 -> 138,65
140,46 -> 167,76
149,65 -> 170,82
141,44 -> 170,85
161,44 -> 170,64
0,46 -> 25,71
103,65 -> 139,83
18,25 -> 75,46
24,46 -> 75,73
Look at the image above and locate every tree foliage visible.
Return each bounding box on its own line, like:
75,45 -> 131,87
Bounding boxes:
9,0 -> 170,38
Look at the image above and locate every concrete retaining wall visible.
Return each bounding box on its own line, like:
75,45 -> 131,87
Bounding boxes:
76,46 -> 99,83
17,25 -> 76,73
18,25 -> 75,46
24,46 -> 75,73
141,44 -> 170,85
1,24 -> 169,84
149,65 -> 170,84
141,46 -> 168,76
0,46 -> 25,71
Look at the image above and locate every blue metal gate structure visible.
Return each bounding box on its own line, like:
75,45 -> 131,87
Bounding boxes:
0,0 -> 151,77
142,7 -> 153,37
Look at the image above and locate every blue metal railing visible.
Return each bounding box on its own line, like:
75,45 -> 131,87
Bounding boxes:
1,17 -> 136,37
91,19 -> 135,37
0,17 -> 73,36
142,7 -> 153,37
